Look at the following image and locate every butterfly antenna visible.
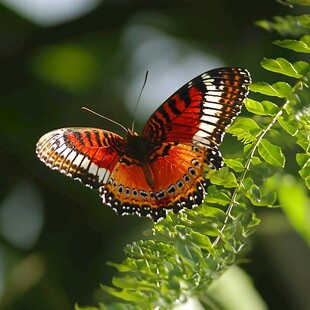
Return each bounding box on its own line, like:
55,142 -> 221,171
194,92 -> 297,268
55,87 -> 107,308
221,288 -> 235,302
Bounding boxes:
131,70 -> 149,132
81,106 -> 128,133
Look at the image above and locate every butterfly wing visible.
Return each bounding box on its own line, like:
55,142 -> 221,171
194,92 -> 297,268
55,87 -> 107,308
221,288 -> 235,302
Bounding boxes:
36,127 -> 125,190
142,67 -> 251,156
127,67 -> 251,220
101,142 -> 211,221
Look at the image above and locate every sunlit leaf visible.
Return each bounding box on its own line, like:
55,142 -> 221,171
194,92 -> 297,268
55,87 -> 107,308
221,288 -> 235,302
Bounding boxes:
227,118 -> 261,143
204,189 -> 231,206
251,156 -> 262,165
250,81 -> 292,98
258,139 -> 285,167
261,57 -> 309,77
243,177 -> 277,207
196,203 -> 227,221
187,231 -> 213,250
297,14 -> 310,27
296,153 -> 310,189
245,98 -> 279,116
274,35 -> 310,53
277,115 -> 299,135
112,276 -> 158,290
255,15 -> 310,36
175,241 -> 202,267
223,158 -> 244,172
209,167 -> 238,188
244,143 -> 254,157
102,284 -> 148,302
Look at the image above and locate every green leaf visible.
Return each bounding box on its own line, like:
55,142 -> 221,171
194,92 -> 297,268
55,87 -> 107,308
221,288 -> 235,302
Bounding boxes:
102,284 -> 148,302
188,231 -> 213,250
175,241 -> 202,267
296,153 -> 310,189
250,82 -> 292,98
255,15 -> 308,36
258,139 -> 285,167
277,115 -> 299,136
296,132 -> 310,151
227,118 -> 261,143
278,175 -> 310,246
204,189 -> 231,206
251,156 -> 262,165
242,178 -> 277,207
112,276 -> 158,290
274,35 -> 310,53
245,98 -> 279,116
244,143 -> 254,157
223,158 -> 244,172
261,57 -> 309,77
296,152 -> 310,167
209,167 -> 238,188
297,14 -> 310,27
195,203 -> 227,222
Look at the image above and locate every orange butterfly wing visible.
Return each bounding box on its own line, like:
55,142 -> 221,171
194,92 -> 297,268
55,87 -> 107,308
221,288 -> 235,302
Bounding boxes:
101,143 -> 212,221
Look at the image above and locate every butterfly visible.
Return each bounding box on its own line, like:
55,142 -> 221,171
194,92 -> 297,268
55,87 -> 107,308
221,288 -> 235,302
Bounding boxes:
36,67 -> 251,221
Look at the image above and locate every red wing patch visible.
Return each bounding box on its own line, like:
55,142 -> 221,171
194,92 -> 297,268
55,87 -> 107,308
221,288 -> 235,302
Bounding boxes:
36,127 -> 125,189
142,67 -> 251,149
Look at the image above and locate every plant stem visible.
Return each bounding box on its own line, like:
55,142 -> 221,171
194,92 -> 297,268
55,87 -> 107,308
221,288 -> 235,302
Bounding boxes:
210,98 -> 289,249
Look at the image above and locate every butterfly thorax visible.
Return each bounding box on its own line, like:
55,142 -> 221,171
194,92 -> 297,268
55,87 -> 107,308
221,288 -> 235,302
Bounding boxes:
125,130 -> 155,188
124,130 -> 147,157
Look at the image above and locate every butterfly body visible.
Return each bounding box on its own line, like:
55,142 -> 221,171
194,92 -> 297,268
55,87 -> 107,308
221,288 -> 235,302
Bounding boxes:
36,67 -> 251,221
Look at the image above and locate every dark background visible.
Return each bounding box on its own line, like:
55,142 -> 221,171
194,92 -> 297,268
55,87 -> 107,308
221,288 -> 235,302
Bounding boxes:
0,1 -> 309,309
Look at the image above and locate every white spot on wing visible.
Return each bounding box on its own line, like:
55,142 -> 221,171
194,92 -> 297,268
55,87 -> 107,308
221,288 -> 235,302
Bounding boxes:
54,143 -> 67,154
201,115 -> 219,124
59,146 -> 72,158
204,94 -> 223,103
192,130 -> 211,145
197,122 -> 216,133
203,101 -> 223,110
98,167 -> 111,184
202,108 -> 220,117
88,163 -> 99,175
66,150 -> 80,163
